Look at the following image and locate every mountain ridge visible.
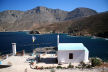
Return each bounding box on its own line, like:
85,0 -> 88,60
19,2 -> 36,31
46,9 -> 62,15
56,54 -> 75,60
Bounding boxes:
0,6 -> 97,31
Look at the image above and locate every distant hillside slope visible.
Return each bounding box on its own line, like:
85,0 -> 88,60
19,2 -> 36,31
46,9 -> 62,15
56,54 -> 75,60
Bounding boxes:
36,12 -> 108,38
68,12 -> 108,37
0,6 -> 97,31
65,7 -> 97,20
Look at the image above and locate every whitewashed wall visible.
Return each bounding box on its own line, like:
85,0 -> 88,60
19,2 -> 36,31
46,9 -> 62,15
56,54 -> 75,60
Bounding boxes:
84,50 -> 89,63
57,50 -> 86,64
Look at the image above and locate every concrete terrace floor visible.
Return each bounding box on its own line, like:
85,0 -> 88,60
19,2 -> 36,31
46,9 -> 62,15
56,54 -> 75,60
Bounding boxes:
0,54 -> 108,72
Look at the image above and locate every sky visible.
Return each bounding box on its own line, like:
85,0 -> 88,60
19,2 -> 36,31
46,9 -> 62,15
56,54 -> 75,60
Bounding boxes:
0,0 -> 108,12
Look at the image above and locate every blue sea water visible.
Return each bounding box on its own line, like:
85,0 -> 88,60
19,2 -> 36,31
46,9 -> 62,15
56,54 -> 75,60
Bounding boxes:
0,32 -> 108,61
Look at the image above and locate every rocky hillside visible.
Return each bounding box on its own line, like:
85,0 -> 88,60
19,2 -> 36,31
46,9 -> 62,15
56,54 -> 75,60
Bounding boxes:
65,7 -> 97,20
0,6 -> 97,31
36,12 -> 108,38
68,12 -> 108,37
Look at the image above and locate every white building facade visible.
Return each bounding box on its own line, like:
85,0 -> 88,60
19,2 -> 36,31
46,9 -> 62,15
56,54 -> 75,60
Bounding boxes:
57,43 -> 89,64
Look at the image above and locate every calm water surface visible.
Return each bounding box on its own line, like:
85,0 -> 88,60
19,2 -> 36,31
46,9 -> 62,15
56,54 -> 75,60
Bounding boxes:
0,32 -> 108,61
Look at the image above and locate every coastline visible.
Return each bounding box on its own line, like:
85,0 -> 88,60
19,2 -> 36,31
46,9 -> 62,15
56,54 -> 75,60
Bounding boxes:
0,31 -> 108,39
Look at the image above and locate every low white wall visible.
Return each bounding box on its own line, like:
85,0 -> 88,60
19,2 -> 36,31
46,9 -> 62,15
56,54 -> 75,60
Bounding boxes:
57,50 -> 85,64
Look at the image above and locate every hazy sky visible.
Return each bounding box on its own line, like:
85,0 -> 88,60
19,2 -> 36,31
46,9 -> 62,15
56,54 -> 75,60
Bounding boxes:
0,0 -> 108,12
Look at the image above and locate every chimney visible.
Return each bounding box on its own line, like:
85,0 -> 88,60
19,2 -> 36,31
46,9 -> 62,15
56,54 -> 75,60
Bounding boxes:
12,43 -> 16,55
57,34 -> 59,46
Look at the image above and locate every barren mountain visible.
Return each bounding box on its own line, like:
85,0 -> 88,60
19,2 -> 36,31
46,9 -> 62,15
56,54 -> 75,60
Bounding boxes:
0,6 -> 97,31
36,12 -> 108,38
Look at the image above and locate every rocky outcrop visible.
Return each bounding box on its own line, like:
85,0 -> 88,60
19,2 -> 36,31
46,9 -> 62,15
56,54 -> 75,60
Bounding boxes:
29,30 -> 40,34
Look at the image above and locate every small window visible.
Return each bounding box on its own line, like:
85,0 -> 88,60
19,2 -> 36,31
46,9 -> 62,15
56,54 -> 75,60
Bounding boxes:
69,53 -> 73,59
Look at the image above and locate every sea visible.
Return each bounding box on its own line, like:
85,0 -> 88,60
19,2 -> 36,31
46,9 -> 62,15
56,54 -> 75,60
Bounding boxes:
0,32 -> 108,61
